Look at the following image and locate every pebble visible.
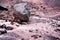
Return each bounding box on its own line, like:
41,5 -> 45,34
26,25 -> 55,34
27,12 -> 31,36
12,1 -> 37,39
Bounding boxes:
29,30 -> 33,32
54,29 -> 60,32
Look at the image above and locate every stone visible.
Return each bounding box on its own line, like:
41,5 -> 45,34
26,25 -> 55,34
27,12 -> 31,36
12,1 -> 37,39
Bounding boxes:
0,24 -> 6,29
5,26 -> 13,30
0,28 -> 7,35
0,6 -> 8,11
13,2 -> 30,23
0,24 -> 13,30
31,35 -> 39,39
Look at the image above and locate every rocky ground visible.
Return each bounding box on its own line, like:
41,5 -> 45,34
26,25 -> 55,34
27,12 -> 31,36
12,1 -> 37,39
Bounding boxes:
0,0 -> 60,40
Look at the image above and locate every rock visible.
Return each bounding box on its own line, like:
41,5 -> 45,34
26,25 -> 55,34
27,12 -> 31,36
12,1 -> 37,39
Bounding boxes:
54,29 -> 60,32
5,26 -> 13,30
0,24 -> 13,30
0,24 -> 6,29
0,6 -> 8,11
31,35 -> 39,39
0,28 -> 7,35
13,2 -> 30,23
13,2 -> 30,16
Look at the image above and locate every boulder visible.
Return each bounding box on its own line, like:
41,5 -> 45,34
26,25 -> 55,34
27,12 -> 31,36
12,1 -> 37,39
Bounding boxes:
13,2 -> 30,17
13,2 -> 30,23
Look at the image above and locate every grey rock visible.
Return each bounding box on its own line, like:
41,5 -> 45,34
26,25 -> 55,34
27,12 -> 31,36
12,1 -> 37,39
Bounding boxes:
13,2 -> 30,17
13,2 -> 30,23
0,24 -> 13,30
0,28 -> 7,35
0,37 -> 17,40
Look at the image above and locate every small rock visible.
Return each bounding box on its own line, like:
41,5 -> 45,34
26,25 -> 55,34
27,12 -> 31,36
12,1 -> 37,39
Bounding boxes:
54,29 -> 60,32
5,26 -> 13,30
0,24 -> 6,29
29,30 -> 33,32
0,28 -> 7,35
0,6 -> 8,11
13,2 -> 30,16
31,35 -> 38,39
0,24 -> 13,30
